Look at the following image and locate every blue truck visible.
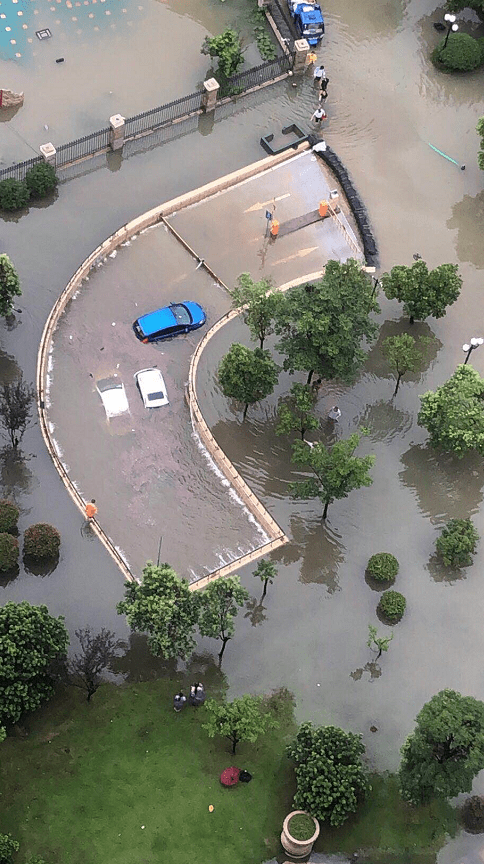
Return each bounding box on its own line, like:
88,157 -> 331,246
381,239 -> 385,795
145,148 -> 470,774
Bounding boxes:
287,0 -> 324,45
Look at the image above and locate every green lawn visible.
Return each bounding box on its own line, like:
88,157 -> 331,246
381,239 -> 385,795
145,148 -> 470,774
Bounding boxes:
0,680 -> 458,864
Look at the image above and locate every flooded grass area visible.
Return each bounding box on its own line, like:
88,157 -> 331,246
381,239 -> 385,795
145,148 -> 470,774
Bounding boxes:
47,223 -> 267,578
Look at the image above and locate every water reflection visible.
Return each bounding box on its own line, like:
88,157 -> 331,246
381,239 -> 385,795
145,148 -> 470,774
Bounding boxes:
360,399 -> 413,444
426,553 -> 468,585
399,445 -> 484,521
0,564 -> 20,587
365,319 -> 441,381
244,596 -> 268,627
0,447 -> 39,498
350,660 -> 382,682
111,632 -> 177,682
23,553 -> 59,577
290,514 -> 344,591
448,192 -> 484,269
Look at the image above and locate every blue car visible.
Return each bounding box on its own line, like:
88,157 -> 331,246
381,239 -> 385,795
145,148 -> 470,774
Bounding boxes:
133,301 -> 206,343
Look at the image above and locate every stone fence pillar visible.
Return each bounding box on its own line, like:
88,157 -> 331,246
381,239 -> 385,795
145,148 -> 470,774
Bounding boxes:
293,38 -> 309,74
39,142 -> 56,166
202,78 -> 220,112
109,114 -> 125,151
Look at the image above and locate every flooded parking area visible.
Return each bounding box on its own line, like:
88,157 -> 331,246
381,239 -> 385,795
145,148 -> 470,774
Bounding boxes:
47,224 -> 268,579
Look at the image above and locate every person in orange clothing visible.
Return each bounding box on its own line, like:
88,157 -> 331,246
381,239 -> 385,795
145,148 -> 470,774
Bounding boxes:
85,499 -> 97,520
270,218 -> 279,239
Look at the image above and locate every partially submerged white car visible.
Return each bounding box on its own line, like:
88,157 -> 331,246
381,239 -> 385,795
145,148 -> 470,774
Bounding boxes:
134,367 -> 169,409
96,375 -> 130,419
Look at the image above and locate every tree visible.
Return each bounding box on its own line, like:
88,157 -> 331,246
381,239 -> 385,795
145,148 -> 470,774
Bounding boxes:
25,162 -> 57,198
478,117 -> 484,170
275,259 -> 379,384
399,689 -> 484,805
291,432 -> 375,519
418,365 -> 484,457
367,623 -> 393,659
0,178 -> 29,212
69,627 -> 121,702
436,518 -> 479,568
253,559 -> 277,598
276,382 -> 319,440
287,722 -> 369,826
382,333 -> 428,396
116,562 -> 200,661
198,575 -> 249,661
447,0 -> 484,16
433,32 -> 483,71
381,260 -> 462,324
203,694 -> 278,754
0,254 -> 21,318
0,375 -> 35,447
201,28 -> 244,77
0,601 -> 68,727
229,272 -> 281,349
218,343 -> 278,419
0,834 -> 19,864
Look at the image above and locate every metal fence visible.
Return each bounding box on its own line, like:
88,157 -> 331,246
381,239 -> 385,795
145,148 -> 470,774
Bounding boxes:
0,52 -> 294,181
0,155 -> 42,182
56,127 -> 110,167
227,52 -> 295,92
125,90 -> 203,139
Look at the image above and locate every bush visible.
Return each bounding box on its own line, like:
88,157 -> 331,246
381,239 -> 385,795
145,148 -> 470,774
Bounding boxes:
0,533 -> 19,571
462,795 -> 484,832
23,523 -> 61,560
288,812 -> 315,840
25,162 -> 58,198
366,552 -> 399,583
378,590 -> 406,623
432,32 -> 483,71
0,499 -> 19,533
0,833 -> 19,864
436,518 -> 479,567
0,178 -> 30,212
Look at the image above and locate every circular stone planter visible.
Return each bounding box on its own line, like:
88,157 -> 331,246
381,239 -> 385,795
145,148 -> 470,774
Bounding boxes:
281,810 -> 320,858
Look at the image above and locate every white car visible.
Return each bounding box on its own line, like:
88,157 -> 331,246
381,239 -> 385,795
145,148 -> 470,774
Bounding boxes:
96,375 -> 130,419
134,367 -> 169,409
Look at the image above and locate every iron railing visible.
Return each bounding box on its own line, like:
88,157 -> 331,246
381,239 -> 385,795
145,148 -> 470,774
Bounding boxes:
0,155 -> 43,182
124,90 -> 203,138
56,127 -> 110,167
227,52 -> 295,91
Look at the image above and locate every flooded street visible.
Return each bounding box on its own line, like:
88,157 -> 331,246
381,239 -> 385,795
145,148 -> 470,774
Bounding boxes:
0,0 -> 484,856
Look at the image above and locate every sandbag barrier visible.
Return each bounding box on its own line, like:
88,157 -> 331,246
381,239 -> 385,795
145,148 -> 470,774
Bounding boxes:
309,136 -> 379,268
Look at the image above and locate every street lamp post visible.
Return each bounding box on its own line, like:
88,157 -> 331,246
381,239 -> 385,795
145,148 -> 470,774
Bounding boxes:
443,13 -> 459,48
462,337 -> 484,365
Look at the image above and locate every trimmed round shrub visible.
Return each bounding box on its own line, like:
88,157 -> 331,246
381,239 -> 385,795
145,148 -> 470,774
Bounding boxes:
0,499 -> 19,533
378,590 -> 406,623
436,518 -> 479,568
462,795 -> 484,833
25,162 -> 58,199
288,812 -> 315,841
432,32 -> 483,72
0,178 -> 30,212
366,552 -> 399,584
0,533 -> 19,571
23,523 -> 60,560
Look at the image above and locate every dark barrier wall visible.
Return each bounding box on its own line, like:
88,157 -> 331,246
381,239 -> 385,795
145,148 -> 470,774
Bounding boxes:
308,135 -> 379,268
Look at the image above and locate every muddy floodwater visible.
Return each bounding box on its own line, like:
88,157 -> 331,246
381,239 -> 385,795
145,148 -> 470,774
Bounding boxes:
0,4 -> 484,859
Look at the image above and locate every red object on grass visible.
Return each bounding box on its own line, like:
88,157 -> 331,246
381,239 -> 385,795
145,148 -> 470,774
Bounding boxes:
220,766 -> 240,787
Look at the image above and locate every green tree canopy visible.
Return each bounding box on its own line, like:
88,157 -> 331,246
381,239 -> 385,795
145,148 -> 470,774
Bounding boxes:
418,364 -> 484,457
0,833 -> 19,864
203,694 -> 278,754
0,601 -> 68,727
399,689 -> 484,805
253,558 -> 278,598
367,623 -> 393,659
201,28 -> 244,77
218,343 -> 278,419
381,260 -> 462,324
116,562 -> 200,661
291,432 -> 375,519
287,722 -> 369,826
276,382 -> 319,440
275,259 -> 379,384
447,0 -> 484,14
0,254 -> 21,318
198,575 -> 249,661
478,117 -> 484,170
382,333 -> 429,396
230,272 -> 282,349
436,518 -> 479,568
